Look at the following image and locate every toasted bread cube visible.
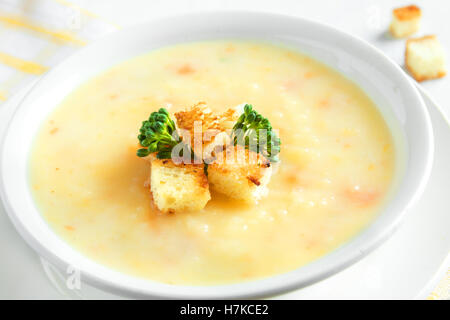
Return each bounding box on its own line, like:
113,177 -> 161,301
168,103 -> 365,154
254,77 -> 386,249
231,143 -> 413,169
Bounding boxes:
207,145 -> 272,203
149,156 -> 210,213
175,102 -> 240,160
389,5 -> 421,38
405,35 -> 447,81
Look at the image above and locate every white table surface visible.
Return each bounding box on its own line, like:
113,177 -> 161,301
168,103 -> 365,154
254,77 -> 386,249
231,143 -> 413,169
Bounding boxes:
71,0 -> 450,119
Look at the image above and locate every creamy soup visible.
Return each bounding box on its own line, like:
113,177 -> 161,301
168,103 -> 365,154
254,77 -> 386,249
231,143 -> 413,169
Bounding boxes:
30,41 -> 395,285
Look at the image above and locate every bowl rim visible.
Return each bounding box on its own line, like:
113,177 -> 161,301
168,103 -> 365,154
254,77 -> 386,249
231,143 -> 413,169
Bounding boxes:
0,10 -> 434,299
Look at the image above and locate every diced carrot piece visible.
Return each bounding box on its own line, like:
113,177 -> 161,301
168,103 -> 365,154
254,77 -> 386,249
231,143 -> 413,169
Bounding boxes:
304,71 -> 316,79
177,64 -> 195,75
225,44 -> 235,53
344,187 -> 379,208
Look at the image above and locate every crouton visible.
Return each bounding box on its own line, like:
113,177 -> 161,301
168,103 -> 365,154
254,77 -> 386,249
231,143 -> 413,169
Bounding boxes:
174,102 -> 240,160
148,155 -> 210,213
389,5 -> 421,38
405,35 -> 447,81
207,145 -> 272,203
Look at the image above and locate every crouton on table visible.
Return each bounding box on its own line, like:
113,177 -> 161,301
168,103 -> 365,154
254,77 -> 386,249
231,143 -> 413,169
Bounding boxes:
406,35 -> 447,82
148,155 -> 210,213
389,5 -> 421,38
207,145 -> 272,203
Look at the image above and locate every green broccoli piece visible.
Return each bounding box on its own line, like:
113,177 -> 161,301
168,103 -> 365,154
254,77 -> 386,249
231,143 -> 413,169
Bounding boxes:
137,108 -> 181,159
231,104 -> 281,162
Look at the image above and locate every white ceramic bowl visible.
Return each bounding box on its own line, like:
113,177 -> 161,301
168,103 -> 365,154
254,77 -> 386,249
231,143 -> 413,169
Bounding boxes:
0,12 -> 433,299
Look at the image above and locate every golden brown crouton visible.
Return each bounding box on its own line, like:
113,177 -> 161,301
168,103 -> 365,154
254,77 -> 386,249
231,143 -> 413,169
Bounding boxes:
389,5 -> 421,38
148,155 -> 210,213
405,35 -> 447,81
207,145 -> 272,203
174,102 -> 240,160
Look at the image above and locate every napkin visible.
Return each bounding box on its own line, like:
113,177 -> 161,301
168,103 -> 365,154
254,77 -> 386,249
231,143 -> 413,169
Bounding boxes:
0,0 -> 117,102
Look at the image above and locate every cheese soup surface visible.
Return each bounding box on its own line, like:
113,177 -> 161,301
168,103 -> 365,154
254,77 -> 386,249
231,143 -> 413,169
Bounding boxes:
30,41 -> 395,284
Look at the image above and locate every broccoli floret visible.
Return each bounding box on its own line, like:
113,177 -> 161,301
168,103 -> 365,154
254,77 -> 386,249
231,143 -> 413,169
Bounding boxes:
137,108 -> 181,159
231,104 -> 281,162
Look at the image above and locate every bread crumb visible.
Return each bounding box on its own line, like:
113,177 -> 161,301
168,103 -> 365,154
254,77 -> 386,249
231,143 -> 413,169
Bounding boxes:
405,35 -> 447,82
175,102 -> 240,160
207,145 -> 272,203
389,5 -> 421,38
147,155 -> 210,213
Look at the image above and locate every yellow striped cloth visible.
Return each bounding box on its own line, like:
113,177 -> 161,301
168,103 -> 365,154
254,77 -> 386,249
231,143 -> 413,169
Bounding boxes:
0,0 -> 117,102
427,269 -> 450,300
0,0 -> 448,300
